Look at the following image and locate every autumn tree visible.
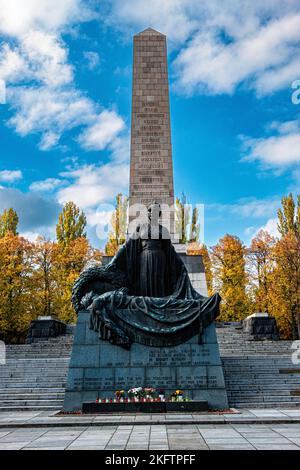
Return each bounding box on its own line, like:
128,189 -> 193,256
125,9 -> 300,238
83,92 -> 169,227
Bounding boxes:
269,193 -> 300,339
0,233 -> 34,343
52,237 -> 101,323
271,234 -> 300,339
53,202 -> 101,322
105,194 -> 128,256
175,193 -> 201,244
56,201 -> 87,245
248,230 -> 275,313
0,208 -> 19,237
31,237 -> 56,318
175,193 -> 190,244
211,234 -> 250,321
277,193 -> 300,237
187,242 -> 213,295
189,206 -> 200,243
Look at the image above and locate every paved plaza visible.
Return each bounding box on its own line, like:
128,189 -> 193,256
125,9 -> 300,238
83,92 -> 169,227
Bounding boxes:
1,423 -> 300,450
0,409 -> 300,450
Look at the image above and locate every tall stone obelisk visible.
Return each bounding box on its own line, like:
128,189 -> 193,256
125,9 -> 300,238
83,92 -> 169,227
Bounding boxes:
129,28 -> 174,233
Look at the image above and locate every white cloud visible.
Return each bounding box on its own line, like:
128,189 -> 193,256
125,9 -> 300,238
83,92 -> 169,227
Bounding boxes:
83,51 -> 101,71
0,169 -> 22,183
86,206 -> 114,228
0,1 -> 125,153
20,225 -> 57,242
0,44 -> 27,82
58,161 -> 129,209
109,134 -> 130,163
106,0 -> 300,96
0,0 -> 92,38
29,178 -> 64,192
19,231 -> 43,242
39,132 -> 61,151
78,110 -> 125,151
210,196 -> 280,219
8,86 -> 94,142
257,217 -> 280,238
244,134 -> 300,166
245,217 -> 280,243
174,13 -> 300,95
20,30 -> 73,87
106,0 -> 197,44
242,118 -> 300,167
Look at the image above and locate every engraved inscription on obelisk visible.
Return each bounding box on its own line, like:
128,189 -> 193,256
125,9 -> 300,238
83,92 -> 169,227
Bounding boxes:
129,28 -> 174,231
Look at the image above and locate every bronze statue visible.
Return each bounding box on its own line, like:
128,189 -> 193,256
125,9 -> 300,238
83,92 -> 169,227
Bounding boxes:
72,203 -> 221,349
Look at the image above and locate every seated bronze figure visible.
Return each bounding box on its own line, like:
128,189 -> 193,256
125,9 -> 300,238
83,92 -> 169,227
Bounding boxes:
72,203 -> 221,349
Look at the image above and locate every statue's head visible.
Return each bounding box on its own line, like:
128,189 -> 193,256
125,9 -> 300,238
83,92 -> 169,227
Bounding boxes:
147,202 -> 161,223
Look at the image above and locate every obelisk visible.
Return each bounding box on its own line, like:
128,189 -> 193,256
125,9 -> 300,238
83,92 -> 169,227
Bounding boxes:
129,28 -> 174,233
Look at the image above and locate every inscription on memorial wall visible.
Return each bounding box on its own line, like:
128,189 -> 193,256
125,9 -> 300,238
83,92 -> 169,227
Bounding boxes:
71,339 -> 224,392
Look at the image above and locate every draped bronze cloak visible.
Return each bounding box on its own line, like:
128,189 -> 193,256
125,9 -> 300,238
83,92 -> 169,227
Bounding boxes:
72,227 -> 221,349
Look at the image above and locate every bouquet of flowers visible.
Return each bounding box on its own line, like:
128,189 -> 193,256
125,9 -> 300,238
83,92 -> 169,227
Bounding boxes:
128,387 -> 143,399
171,390 -> 185,401
143,387 -> 156,399
115,390 -> 125,400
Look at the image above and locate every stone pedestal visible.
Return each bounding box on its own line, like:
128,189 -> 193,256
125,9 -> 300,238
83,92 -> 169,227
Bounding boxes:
26,316 -> 66,343
243,313 -> 279,340
63,310 -> 228,411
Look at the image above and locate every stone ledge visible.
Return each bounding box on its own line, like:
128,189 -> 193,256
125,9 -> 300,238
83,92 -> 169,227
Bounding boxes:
1,409 -> 300,428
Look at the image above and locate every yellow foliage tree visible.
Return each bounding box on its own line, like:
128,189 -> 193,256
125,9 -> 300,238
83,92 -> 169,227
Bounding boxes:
248,230 -> 275,314
31,237 -> 57,318
52,202 -> 102,323
52,238 -> 102,323
269,234 -> 300,339
0,208 -> 19,237
105,194 -> 128,256
187,242 -> 213,295
268,193 -> 300,339
56,201 -> 87,245
0,234 -> 34,343
211,234 -> 251,321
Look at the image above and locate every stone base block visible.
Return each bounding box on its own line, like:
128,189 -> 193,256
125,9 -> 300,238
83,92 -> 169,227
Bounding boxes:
243,315 -> 279,340
26,318 -> 66,343
63,311 -> 228,412
82,400 -> 208,413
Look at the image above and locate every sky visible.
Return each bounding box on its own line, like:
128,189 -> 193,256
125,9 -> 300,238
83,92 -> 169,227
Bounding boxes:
0,0 -> 300,248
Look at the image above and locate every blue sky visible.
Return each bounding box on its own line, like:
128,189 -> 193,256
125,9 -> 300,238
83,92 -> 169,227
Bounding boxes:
0,0 -> 300,248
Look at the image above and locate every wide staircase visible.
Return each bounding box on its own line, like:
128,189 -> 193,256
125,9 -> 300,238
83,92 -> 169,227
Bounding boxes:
0,323 -> 299,410
218,323 -> 300,409
0,336 -> 73,411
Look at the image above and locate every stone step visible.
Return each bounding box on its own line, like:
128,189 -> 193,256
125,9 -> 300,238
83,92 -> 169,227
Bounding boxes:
231,402 -> 300,408
0,373 -> 67,379
227,390 -> 299,397
229,396 -> 300,404
227,385 -> 300,391
225,381 -> 300,387
0,380 -> 66,386
0,393 -> 65,399
0,399 -> 63,406
0,405 -> 61,411
1,325 -> 298,410
0,387 -> 65,392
